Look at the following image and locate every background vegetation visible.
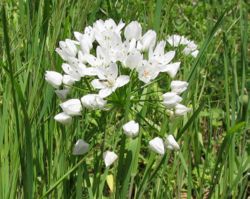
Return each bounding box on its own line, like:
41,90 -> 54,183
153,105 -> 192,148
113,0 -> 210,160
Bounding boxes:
0,0 -> 249,198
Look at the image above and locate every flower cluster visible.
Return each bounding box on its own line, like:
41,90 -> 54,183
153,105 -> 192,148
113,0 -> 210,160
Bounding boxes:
45,19 -> 198,166
167,34 -> 199,58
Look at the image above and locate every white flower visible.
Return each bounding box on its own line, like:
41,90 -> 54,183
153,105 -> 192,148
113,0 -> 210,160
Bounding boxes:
149,41 -> 175,66
165,135 -> 179,150
191,50 -> 199,58
183,41 -> 199,58
122,120 -> 139,137
81,94 -> 107,109
45,71 -> 63,88
103,151 -> 118,167
160,62 -> 181,78
60,99 -> 82,116
62,75 -> 77,86
166,34 -> 188,47
62,63 -> 82,80
139,30 -> 157,51
72,139 -> 89,155
149,137 -> 165,155
124,50 -> 143,69
54,112 -> 72,124
147,41 -> 182,78
162,92 -> 182,108
55,39 -> 78,61
137,60 -> 160,83
74,32 -> 93,54
167,35 -> 198,58
55,89 -> 69,100
83,46 -> 111,67
93,20 -> 124,62
124,21 -> 142,40
174,104 -> 191,116
91,63 -> 130,98
170,80 -> 188,94
95,19 -> 125,35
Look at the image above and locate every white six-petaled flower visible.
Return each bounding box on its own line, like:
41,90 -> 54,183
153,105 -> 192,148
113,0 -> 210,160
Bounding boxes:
91,63 -> 130,98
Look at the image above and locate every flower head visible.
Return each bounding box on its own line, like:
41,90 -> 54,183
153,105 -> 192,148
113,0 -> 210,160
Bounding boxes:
91,63 -> 130,98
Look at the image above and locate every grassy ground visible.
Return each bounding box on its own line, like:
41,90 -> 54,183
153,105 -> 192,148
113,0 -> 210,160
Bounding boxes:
0,0 -> 249,198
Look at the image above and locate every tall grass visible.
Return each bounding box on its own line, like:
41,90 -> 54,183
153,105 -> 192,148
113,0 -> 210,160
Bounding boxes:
1,0 -> 249,198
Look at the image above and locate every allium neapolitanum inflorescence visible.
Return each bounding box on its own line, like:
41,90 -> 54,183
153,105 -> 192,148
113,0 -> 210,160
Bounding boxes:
45,19 -> 199,166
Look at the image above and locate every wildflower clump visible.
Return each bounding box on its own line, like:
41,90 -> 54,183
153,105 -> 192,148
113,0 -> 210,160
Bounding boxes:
45,19 -> 198,159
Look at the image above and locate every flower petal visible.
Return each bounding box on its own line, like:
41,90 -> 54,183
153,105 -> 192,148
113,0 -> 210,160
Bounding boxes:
107,62 -> 118,80
114,75 -> 130,88
163,51 -> 175,65
99,88 -> 113,98
91,79 -> 106,89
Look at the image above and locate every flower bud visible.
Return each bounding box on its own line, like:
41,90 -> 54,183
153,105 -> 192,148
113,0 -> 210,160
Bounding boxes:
124,21 -> 142,40
54,112 -> 72,124
191,50 -> 199,58
72,139 -> 89,155
122,120 -> 139,137
62,75 -> 77,86
60,99 -> 82,116
170,80 -> 188,94
149,137 -> 165,155
55,89 -> 69,100
167,34 -> 188,47
165,135 -> 180,150
59,39 -> 78,57
45,71 -> 63,88
103,151 -> 118,167
141,30 -> 157,51
81,94 -> 106,109
174,104 -> 191,116
162,92 -> 182,108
